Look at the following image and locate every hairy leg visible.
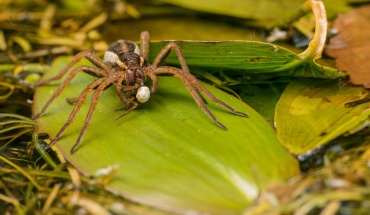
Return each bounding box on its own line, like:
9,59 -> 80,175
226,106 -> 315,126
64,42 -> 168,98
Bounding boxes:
46,78 -> 105,149
140,31 -> 150,61
33,66 -> 107,119
71,76 -> 118,153
154,66 -> 248,130
139,32 -> 159,92
35,51 -> 111,86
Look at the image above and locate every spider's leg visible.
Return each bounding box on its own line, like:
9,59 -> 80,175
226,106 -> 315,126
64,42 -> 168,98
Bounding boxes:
35,51 -> 111,86
140,31 -> 150,61
145,68 -> 158,93
72,76 -> 118,153
152,43 -> 189,69
194,88 -> 207,104
185,72 -> 248,118
153,43 -> 248,116
46,78 -> 105,150
153,66 -> 226,129
154,67 -> 248,130
151,42 -> 206,97
82,67 -> 108,78
33,66 -> 106,119
139,31 -> 157,92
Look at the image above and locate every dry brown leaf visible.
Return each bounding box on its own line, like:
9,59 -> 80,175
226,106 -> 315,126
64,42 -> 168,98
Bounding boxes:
325,5 -> 370,88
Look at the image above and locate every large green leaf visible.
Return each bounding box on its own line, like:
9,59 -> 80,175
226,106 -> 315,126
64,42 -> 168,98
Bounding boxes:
275,79 -> 370,155
33,56 -> 298,214
148,41 -> 346,79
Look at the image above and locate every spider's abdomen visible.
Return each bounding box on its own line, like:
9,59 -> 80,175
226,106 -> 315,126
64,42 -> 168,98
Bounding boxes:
108,40 -> 140,55
103,40 -> 141,68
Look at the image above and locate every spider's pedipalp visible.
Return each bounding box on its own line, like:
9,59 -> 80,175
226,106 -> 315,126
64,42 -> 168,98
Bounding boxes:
115,102 -> 139,121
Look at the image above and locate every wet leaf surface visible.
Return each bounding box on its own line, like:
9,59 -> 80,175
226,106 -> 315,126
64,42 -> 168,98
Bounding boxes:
275,79 -> 370,155
33,56 -> 299,214
325,5 -> 370,88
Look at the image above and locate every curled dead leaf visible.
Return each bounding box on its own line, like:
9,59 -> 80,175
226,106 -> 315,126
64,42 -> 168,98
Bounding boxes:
325,5 -> 370,88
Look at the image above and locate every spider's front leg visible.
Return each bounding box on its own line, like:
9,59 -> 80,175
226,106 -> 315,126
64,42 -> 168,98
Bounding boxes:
45,78 -> 105,151
33,66 -> 107,119
34,51 -> 110,86
152,43 -> 248,130
33,52 -> 110,119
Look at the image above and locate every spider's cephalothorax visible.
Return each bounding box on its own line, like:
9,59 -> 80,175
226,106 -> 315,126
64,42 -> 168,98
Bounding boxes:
33,31 -> 248,153
103,40 -> 150,102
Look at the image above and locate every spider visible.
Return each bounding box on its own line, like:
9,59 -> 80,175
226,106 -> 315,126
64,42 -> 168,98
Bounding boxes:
33,31 -> 248,153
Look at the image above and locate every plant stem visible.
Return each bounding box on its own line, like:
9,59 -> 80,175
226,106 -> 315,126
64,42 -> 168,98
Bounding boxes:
298,0 -> 327,60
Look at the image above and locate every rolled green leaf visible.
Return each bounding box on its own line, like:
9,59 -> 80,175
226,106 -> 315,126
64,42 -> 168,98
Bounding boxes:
148,41 -> 346,79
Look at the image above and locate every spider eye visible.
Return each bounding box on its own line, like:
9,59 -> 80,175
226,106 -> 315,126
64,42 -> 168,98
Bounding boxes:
136,86 -> 150,103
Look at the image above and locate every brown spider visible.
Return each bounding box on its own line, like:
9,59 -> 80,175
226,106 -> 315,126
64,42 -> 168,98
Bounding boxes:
33,31 -> 248,153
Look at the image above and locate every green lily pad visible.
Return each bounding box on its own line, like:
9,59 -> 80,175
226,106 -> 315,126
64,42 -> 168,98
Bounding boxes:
33,56 -> 298,214
148,41 -> 346,79
275,79 -> 370,155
